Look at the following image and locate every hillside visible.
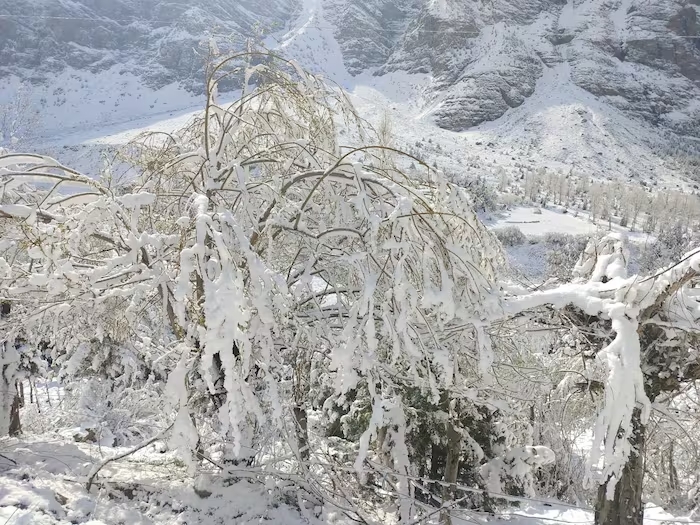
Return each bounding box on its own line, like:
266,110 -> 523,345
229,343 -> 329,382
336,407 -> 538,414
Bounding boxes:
1,0 -> 699,186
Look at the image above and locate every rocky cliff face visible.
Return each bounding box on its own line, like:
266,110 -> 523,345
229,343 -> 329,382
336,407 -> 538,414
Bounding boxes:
326,0 -> 700,135
322,0 -> 418,74
0,0 -> 298,89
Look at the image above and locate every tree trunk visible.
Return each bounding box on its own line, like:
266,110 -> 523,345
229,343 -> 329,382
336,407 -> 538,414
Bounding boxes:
668,442 -> 678,492
441,420 -> 462,525
595,408 -> 645,525
292,348 -> 312,466
18,380 -> 24,407
9,387 -> 21,436
376,426 -> 391,469
1,355 -> 20,437
293,405 -> 310,463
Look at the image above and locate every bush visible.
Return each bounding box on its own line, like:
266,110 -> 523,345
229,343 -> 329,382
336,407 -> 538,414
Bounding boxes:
543,233 -> 589,281
639,222 -> 696,274
494,226 -> 526,247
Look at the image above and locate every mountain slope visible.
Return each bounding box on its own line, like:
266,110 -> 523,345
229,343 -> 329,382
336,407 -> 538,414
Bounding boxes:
271,0 -> 700,185
1,0 -> 699,188
323,0 -> 700,137
0,0 -> 298,89
3,0 -> 699,137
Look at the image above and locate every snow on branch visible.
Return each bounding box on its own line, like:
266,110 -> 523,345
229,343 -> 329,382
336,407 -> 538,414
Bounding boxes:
0,53 -> 508,519
503,234 -> 700,494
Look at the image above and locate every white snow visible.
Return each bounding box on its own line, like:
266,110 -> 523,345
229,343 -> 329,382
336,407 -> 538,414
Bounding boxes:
268,0 -> 352,86
489,207 -> 653,243
2,434 -> 698,525
490,207 -> 600,237
0,436 -> 313,525
0,67 -> 204,141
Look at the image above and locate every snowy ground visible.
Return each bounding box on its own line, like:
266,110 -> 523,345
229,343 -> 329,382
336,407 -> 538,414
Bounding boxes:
489,207 -> 600,237
484,206 -> 653,280
0,436 -> 313,525
3,383 -> 696,525
0,379 -> 314,525
3,432 -> 699,525
1,382 -> 696,525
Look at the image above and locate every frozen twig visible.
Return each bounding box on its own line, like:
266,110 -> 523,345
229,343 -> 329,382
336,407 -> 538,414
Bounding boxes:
85,423 -> 173,492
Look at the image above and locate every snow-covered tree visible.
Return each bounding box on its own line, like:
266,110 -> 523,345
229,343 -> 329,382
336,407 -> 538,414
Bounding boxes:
0,85 -> 39,150
3,52 -> 699,525
506,233 -> 700,525
624,186 -> 648,232
0,53 -> 518,524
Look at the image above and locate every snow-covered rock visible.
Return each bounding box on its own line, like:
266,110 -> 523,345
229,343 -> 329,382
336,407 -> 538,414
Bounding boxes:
335,0 -> 700,135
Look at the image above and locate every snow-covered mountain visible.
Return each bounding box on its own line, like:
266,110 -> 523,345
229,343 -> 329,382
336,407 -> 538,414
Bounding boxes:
323,0 -> 700,137
0,0 -> 297,89
2,0 -> 700,184
4,0 -> 700,132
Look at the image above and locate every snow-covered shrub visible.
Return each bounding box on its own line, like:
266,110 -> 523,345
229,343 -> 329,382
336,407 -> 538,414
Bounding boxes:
452,174 -> 498,212
488,304 -> 602,506
480,445 -> 555,496
494,226 -> 526,247
543,232 -> 589,281
0,84 -> 39,149
639,221 -> 697,274
644,396 -> 700,514
532,371 -> 600,505
69,378 -> 167,446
